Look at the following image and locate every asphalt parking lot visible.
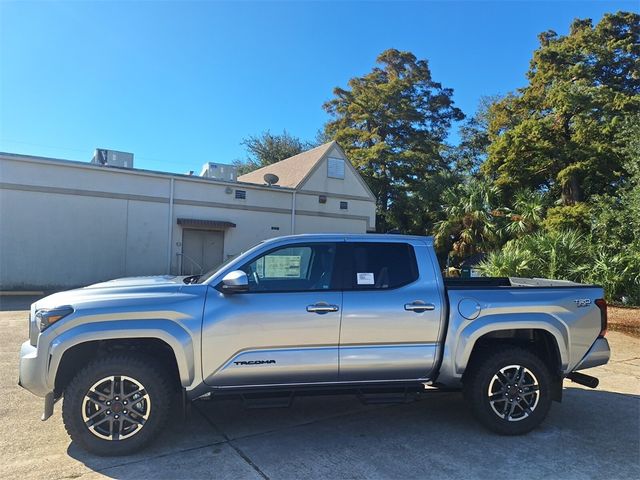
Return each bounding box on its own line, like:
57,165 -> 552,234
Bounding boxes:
1,302 -> 638,480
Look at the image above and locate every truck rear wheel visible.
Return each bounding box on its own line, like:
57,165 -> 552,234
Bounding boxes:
463,347 -> 552,435
62,353 -> 173,456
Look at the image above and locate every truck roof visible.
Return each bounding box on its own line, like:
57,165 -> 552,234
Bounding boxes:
262,233 -> 434,245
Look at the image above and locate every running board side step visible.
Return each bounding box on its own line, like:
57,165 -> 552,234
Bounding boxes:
357,386 -> 423,405
240,391 -> 295,409
566,372 -> 599,388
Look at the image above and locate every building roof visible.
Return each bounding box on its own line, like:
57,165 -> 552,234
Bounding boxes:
237,141 -> 337,189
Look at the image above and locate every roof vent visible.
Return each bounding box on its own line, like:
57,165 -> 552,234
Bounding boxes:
263,173 -> 279,186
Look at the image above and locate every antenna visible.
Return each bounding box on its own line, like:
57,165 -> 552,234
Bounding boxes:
263,173 -> 279,186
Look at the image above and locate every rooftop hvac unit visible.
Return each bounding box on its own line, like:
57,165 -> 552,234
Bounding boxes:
199,162 -> 238,182
91,149 -> 134,168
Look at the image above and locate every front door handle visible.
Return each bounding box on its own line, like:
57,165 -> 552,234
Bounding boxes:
404,301 -> 435,313
306,303 -> 339,314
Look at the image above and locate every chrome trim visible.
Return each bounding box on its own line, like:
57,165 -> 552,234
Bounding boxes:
306,303 -> 339,313
404,301 -> 435,312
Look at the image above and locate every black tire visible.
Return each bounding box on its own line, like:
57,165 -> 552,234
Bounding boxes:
62,353 -> 173,456
463,347 -> 552,435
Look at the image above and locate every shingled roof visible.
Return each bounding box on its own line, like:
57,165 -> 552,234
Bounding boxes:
237,141 -> 337,189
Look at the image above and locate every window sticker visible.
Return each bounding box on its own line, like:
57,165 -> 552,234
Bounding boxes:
356,272 -> 375,285
264,255 -> 302,278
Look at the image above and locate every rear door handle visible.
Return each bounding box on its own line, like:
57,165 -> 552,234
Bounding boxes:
404,301 -> 435,312
306,303 -> 339,314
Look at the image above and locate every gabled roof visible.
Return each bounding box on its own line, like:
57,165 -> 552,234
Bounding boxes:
237,141 -> 336,189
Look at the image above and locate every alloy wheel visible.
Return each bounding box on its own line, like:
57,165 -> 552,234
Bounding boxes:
487,364 -> 540,422
81,375 -> 151,441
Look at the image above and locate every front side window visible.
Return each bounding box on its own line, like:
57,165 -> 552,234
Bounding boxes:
346,242 -> 419,290
240,243 -> 337,292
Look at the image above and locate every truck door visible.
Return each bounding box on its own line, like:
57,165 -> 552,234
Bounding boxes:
201,242 -> 342,387
338,241 -> 444,382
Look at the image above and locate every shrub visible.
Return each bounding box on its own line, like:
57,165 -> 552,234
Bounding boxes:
477,242 -> 532,277
478,229 -> 639,304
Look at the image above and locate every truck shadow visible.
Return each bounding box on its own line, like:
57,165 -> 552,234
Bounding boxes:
68,387 -> 640,479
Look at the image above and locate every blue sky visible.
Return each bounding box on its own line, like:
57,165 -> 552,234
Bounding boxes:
1,1 -> 637,173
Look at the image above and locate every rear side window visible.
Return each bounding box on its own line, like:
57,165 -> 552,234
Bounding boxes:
345,243 -> 419,290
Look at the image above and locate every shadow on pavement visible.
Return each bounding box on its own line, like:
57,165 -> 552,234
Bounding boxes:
68,387 -> 640,479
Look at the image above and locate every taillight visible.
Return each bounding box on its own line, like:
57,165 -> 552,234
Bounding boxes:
595,298 -> 607,337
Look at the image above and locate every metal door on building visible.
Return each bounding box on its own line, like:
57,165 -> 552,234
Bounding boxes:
181,229 -> 224,275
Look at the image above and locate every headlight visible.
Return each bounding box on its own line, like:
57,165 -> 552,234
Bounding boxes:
36,306 -> 74,331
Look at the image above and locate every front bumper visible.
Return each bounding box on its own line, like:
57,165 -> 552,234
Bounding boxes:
18,341 -> 51,397
573,337 -> 611,371
19,340 -> 57,420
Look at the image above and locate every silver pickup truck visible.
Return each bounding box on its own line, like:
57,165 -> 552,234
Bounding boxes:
19,234 -> 610,455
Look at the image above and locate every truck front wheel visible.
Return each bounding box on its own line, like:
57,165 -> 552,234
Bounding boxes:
463,347 -> 552,435
62,353 -> 173,455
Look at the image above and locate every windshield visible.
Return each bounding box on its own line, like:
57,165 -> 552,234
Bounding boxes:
195,253 -> 240,284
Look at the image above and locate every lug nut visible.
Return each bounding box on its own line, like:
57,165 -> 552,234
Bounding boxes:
115,396 -> 119,401
123,401 -> 128,405
106,410 -> 111,415
123,410 -> 128,414
106,401 -> 111,406
114,414 -> 119,419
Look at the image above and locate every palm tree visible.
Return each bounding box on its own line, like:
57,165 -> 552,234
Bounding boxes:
519,229 -> 587,280
503,189 -> 547,237
477,241 -> 532,277
434,178 -> 502,260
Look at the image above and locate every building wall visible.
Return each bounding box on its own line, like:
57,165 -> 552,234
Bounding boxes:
0,153 -> 376,290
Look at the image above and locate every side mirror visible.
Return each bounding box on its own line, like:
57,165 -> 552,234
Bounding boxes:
220,270 -> 249,293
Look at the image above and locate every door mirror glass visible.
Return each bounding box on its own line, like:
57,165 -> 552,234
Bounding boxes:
220,270 -> 249,293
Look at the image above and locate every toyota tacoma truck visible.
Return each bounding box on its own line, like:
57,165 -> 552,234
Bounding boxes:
18,234 -> 610,455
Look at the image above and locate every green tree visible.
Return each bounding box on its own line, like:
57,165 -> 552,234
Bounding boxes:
323,49 -> 464,233
434,178 -> 502,260
234,130 -> 315,175
451,96 -> 499,175
478,229 -> 588,282
504,189 -> 547,236
483,12 -> 640,205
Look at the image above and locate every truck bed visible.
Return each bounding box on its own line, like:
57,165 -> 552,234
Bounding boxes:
444,276 -> 597,289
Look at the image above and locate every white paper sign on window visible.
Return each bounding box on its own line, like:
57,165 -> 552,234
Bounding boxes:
356,272 -> 374,285
264,255 -> 302,278
327,158 -> 345,179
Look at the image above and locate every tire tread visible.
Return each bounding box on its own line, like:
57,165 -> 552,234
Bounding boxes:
62,352 -> 173,456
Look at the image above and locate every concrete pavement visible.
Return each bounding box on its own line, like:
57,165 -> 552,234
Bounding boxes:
1,308 -> 638,479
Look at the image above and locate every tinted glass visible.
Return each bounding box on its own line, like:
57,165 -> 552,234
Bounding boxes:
241,243 -> 337,292
346,243 -> 419,290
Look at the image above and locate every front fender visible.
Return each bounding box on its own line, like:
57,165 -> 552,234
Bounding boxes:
454,312 -> 570,375
47,319 -> 195,390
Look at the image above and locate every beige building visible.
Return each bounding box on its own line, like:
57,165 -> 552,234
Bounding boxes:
0,142 -> 376,290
